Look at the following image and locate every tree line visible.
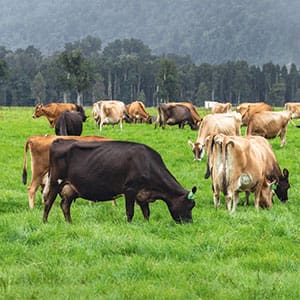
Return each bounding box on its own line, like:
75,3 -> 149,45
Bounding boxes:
0,36 -> 299,107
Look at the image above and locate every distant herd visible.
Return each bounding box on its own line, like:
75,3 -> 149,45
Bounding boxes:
23,100 -> 300,223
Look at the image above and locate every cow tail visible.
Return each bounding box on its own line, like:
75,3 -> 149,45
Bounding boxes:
60,114 -> 68,135
155,106 -> 161,129
223,139 -> 234,196
75,105 -> 87,122
22,138 -> 32,184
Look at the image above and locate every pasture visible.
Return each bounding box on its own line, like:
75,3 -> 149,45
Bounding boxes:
0,106 -> 299,300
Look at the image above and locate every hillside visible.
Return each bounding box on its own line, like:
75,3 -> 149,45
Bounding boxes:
0,0 -> 300,65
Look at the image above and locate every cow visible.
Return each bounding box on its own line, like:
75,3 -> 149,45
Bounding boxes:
188,112 -> 242,160
22,135 -> 111,209
211,102 -> 232,114
236,102 -> 272,125
42,139 -> 197,224
92,100 -> 127,131
155,103 -> 199,130
32,102 -> 87,127
204,134 -> 290,212
246,110 -> 292,147
126,101 -> 152,123
284,102 -> 300,119
168,102 -> 202,126
55,111 -> 84,136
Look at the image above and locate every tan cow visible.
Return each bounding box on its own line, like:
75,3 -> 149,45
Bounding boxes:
211,102 -> 232,114
22,135 -> 111,208
284,102 -> 300,119
246,110 -> 292,147
236,102 -> 272,125
188,112 -> 241,160
92,100 -> 127,131
205,134 -> 289,212
32,103 -> 86,127
126,101 -> 152,123
168,102 -> 202,126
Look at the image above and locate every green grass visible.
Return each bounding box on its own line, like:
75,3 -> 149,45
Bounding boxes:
0,106 -> 299,299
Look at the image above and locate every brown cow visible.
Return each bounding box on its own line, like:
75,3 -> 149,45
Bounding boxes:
188,112 -> 241,160
22,135 -> 111,209
32,103 -> 87,127
246,110 -> 292,147
205,134 -> 289,212
284,102 -> 300,119
168,102 -> 202,126
211,102 -> 232,114
236,102 -> 272,125
126,101 -> 152,123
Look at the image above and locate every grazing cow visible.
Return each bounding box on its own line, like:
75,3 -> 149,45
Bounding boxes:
55,111 -> 84,136
126,101 -> 152,123
92,100 -> 127,131
284,102 -> 300,119
236,102 -> 272,125
168,102 -> 202,126
43,140 -> 196,223
246,111 -> 292,147
155,103 -> 199,130
32,102 -> 87,127
211,102 -> 232,114
204,134 -> 290,211
22,135 -> 111,209
188,112 -> 242,160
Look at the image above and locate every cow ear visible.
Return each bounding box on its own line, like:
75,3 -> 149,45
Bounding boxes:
188,140 -> 194,149
283,168 -> 289,178
192,186 -> 197,194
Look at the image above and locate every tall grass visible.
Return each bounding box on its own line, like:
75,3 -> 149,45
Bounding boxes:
0,106 -> 299,300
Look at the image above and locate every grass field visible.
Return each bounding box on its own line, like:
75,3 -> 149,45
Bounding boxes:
0,106 -> 299,300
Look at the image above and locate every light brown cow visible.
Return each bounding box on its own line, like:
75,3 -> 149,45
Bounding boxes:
92,100 -> 127,131
168,102 -> 202,126
32,103 -> 86,127
236,102 -> 272,125
126,101 -> 152,123
205,134 -> 289,212
284,102 -> 300,119
211,102 -> 232,114
188,112 -> 241,160
246,110 -> 292,147
22,135 -> 111,208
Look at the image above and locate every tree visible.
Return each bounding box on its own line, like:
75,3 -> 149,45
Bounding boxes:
58,50 -> 94,105
196,82 -> 209,106
31,72 -> 46,104
156,58 -> 179,102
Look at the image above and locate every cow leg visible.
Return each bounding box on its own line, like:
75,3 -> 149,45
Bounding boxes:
226,195 -> 232,211
27,178 -> 42,209
136,200 -> 150,221
244,191 -> 250,206
279,127 -> 287,147
59,185 -> 77,223
232,192 -> 239,213
43,182 -> 59,223
124,191 -> 136,222
213,190 -> 220,208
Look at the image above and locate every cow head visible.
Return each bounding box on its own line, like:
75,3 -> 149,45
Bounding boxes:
259,180 -> 276,208
274,168 -> 290,203
169,186 -> 197,223
32,104 -> 44,118
188,140 -> 204,161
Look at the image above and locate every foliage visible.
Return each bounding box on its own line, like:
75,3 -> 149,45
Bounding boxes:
0,107 -> 299,299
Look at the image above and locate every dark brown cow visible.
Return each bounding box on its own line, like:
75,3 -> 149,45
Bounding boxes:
236,102 -> 272,125
55,111 -> 84,136
32,103 -> 87,127
126,101 -> 152,123
43,140 -> 196,223
168,102 -> 202,126
246,110 -> 292,147
155,103 -> 199,130
22,135 -> 111,209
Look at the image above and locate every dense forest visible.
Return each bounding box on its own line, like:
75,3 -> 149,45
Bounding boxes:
0,0 -> 300,65
0,36 -> 299,107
